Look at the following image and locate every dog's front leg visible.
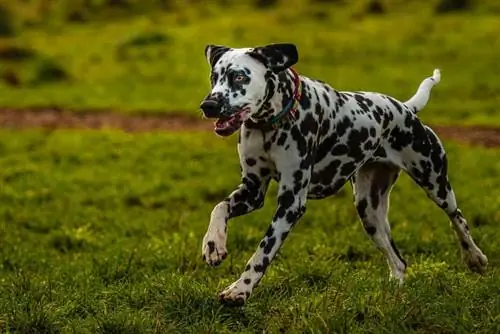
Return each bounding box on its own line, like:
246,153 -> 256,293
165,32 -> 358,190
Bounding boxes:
202,172 -> 270,266
218,167 -> 310,306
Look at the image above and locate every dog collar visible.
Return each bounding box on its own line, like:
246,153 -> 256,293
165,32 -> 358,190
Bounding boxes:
267,67 -> 302,129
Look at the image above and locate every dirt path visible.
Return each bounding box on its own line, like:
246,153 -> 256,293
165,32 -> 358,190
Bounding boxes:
0,107 -> 499,148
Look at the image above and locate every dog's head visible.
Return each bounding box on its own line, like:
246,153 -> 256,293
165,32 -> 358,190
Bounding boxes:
200,43 -> 298,136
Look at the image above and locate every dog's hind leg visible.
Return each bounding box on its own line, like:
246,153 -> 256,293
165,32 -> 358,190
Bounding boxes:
401,125 -> 488,273
352,162 -> 407,283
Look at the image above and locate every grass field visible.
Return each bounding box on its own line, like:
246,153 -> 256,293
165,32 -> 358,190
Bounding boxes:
0,0 -> 500,332
1,0 -> 500,125
0,130 -> 499,333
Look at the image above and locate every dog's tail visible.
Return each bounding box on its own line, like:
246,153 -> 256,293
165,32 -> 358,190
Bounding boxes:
404,69 -> 441,113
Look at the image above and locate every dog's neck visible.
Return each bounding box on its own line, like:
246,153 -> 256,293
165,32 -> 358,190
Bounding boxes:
245,68 -> 302,130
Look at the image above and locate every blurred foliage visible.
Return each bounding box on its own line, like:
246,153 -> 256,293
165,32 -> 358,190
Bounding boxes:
0,5 -> 15,36
0,0 -> 499,125
436,0 -> 471,13
0,42 -> 69,87
2,0 -> 498,25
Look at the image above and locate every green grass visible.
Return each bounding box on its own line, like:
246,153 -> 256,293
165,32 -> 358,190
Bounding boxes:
0,1 -> 500,125
0,129 -> 499,332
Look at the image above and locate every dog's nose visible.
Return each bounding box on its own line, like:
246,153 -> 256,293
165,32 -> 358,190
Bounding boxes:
200,99 -> 221,118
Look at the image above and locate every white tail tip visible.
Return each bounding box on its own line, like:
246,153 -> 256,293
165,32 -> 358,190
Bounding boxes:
432,68 -> 441,84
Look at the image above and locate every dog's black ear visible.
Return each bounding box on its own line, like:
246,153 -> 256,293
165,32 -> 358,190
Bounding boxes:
205,44 -> 230,67
248,43 -> 298,73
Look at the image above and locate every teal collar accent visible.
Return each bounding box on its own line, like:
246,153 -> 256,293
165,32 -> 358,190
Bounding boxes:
267,67 -> 302,129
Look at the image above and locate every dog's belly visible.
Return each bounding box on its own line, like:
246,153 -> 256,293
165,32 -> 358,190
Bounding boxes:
307,182 -> 345,199
306,119 -> 386,199
307,155 -> 368,200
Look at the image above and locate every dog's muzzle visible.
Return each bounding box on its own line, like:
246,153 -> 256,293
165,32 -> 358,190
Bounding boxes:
200,99 -> 223,118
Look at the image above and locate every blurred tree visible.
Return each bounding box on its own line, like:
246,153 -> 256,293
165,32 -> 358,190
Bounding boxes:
32,58 -> 69,85
1,69 -> 20,87
0,5 -> 15,36
366,0 -> 385,14
107,0 -> 130,8
38,0 -> 51,19
0,46 -> 35,62
254,0 -> 279,9
310,0 -> 343,3
436,0 -> 471,13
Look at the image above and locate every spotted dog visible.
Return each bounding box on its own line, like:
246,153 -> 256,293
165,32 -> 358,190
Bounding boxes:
199,43 -> 488,306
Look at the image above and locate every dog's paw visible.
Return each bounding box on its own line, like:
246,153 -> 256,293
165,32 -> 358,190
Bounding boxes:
463,248 -> 488,274
218,280 -> 251,307
202,232 -> 227,267
389,272 -> 405,287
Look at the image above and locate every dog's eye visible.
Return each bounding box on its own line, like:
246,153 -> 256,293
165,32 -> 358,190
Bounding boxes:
234,74 -> 246,83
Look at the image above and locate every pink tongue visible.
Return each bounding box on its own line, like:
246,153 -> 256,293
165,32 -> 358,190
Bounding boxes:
216,115 -> 237,129
216,118 -> 230,129
215,109 -> 247,129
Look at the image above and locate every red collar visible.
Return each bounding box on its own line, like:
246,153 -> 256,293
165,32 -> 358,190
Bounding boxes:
267,67 -> 302,128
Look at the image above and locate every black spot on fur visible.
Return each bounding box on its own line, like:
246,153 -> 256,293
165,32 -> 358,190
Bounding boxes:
356,198 -> 368,218
245,172 -> 260,186
300,151 -> 314,170
332,144 -> 349,156
386,96 -> 403,114
299,83 -> 311,110
322,92 -> 330,107
340,161 -> 356,177
246,158 -> 257,166
290,126 -> 307,157
312,159 -> 341,185
300,112 -> 318,136
264,236 -> 276,254
270,131 -> 279,144
231,203 -> 250,218
293,170 -> 303,193
265,226 -> 274,238
315,133 -> 338,163
254,256 -> 270,273
346,129 -> 368,162
207,241 -> 215,254
332,178 -> 346,193
336,116 -> 354,137
365,225 -> 377,236
228,175 -> 266,219
260,167 -> 271,177
370,187 -> 380,209
389,126 -> 412,150
354,94 -> 373,113
277,132 -> 288,146
319,118 -> 330,137
286,205 -> 305,224
275,190 -> 294,219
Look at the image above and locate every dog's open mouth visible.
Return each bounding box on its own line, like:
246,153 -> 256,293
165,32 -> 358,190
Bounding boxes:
214,108 -> 249,136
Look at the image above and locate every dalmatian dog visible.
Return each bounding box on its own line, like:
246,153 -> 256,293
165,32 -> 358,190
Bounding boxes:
199,43 -> 488,306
